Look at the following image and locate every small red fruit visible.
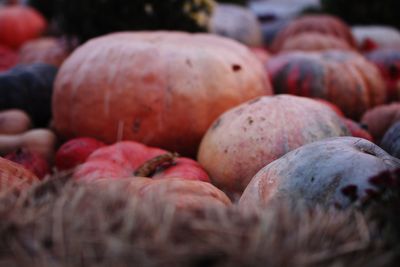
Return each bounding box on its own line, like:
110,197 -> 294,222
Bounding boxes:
55,137 -> 105,171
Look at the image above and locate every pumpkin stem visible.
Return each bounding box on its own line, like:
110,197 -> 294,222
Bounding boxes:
134,152 -> 179,178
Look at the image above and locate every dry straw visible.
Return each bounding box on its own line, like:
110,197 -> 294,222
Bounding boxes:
0,172 -> 397,267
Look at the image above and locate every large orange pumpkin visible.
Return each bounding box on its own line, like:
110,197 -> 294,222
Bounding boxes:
267,50 -> 386,119
53,32 -> 272,156
0,6 -> 47,49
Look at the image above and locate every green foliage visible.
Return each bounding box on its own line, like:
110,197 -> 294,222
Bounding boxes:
36,0 -> 215,44
321,0 -> 400,28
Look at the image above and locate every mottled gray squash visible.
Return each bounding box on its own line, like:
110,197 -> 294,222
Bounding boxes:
239,137 -> 400,209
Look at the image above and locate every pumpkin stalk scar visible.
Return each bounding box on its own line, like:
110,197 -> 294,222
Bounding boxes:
134,152 -> 180,178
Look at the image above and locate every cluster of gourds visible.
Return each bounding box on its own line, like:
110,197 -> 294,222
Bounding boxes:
1,0 -> 400,214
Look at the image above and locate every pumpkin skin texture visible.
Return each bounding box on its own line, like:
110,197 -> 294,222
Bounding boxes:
361,103 -> 400,143
366,49 -> 400,102
74,141 -> 210,183
239,137 -> 400,210
197,95 -> 350,197
18,37 -> 70,67
0,6 -> 47,49
381,121 -> 400,158
267,50 -> 386,119
0,63 -> 58,127
279,32 -> 354,52
271,15 -> 356,53
53,32 -> 272,156
0,156 -> 38,192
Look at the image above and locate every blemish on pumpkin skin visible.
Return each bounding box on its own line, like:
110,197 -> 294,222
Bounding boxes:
248,98 -> 261,105
232,64 -> 242,72
211,118 -> 222,130
341,184 -> 358,201
132,118 -> 141,133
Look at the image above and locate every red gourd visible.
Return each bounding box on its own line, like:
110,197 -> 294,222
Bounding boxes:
0,5 -> 47,49
55,137 -> 106,171
74,141 -> 210,183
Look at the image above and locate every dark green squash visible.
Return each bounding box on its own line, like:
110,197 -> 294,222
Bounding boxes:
0,63 -> 57,127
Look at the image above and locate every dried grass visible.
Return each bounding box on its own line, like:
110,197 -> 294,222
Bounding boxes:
0,174 -> 396,267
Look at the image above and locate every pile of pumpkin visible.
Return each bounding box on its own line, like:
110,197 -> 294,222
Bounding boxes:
1,0 -> 400,264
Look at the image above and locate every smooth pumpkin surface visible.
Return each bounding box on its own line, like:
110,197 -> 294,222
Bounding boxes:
53,32 -> 272,156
